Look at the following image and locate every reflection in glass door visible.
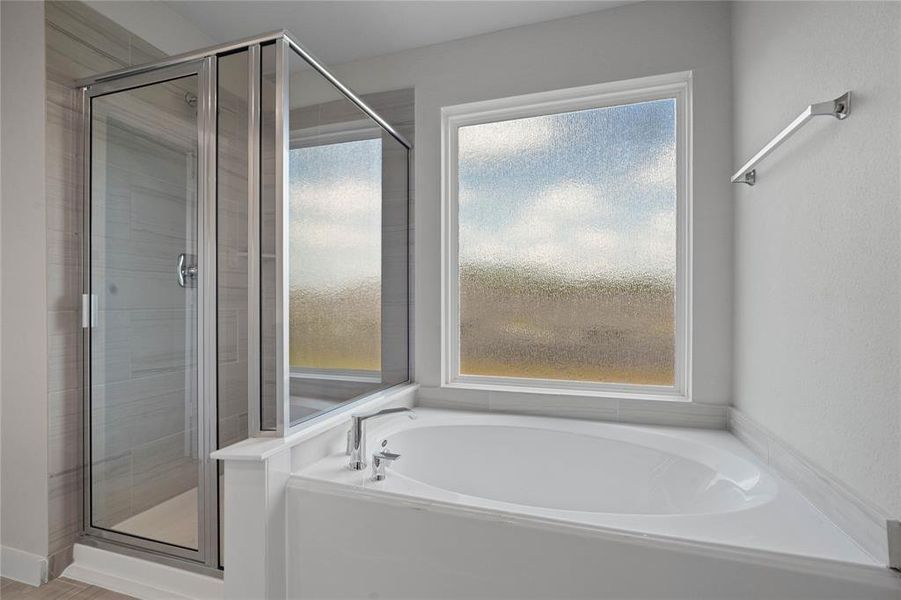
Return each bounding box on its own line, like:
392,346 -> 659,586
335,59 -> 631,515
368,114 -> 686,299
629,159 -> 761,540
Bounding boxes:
85,60 -> 216,565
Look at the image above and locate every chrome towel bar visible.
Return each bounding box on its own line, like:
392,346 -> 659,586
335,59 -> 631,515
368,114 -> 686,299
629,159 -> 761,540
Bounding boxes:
732,91 -> 851,186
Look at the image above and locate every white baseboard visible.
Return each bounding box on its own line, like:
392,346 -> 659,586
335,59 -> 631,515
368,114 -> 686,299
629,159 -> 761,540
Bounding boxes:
729,407 -> 890,565
0,546 -> 48,586
62,544 -> 223,600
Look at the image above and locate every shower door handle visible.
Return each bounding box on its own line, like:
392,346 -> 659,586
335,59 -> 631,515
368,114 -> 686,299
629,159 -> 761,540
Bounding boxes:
177,253 -> 198,288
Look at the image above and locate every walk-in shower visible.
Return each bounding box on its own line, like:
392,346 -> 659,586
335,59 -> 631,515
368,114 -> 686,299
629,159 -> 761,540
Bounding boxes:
77,31 -> 411,571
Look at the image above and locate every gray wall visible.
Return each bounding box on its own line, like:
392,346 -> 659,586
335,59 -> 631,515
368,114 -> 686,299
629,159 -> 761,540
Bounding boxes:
1,0 -> 50,568
312,1 -> 735,405
82,0 -> 213,55
732,1 -> 901,518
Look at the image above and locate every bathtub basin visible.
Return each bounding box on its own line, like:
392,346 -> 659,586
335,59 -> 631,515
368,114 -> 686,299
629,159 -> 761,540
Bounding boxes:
384,423 -> 773,515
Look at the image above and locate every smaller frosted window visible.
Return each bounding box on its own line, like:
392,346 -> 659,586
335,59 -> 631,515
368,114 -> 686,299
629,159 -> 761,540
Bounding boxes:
457,99 -> 677,386
289,138 -> 382,371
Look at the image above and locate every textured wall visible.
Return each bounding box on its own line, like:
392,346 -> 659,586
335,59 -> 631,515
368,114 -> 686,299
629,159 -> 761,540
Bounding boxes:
311,1 -> 735,405
732,1 -> 901,517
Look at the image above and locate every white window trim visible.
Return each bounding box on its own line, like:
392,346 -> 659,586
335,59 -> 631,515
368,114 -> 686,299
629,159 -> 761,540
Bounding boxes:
440,71 -> 693,402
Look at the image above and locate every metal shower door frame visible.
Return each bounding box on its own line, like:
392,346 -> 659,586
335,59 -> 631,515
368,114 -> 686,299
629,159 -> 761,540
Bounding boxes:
80,56 -> 220,570
76,28 -> 414,573
77,29 -> 413,443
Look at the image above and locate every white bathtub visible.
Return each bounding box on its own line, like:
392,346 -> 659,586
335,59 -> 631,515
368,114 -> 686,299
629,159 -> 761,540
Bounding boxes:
384,418 -> 776,516
288,408 -> 899,599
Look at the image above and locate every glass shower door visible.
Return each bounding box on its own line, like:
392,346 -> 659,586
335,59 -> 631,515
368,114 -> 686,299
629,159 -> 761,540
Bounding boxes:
85,61 -> 215,562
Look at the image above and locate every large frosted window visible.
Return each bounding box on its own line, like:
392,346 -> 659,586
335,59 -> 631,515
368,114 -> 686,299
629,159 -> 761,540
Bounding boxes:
456,98 -> 677,386
289,138 -> 382,371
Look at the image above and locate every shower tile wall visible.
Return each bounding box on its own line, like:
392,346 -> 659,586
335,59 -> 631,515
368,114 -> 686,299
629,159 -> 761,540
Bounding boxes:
43,0 -> 187,575
217,55 -> 251,452
215,53 -> 253,564
260,49 -> 277,429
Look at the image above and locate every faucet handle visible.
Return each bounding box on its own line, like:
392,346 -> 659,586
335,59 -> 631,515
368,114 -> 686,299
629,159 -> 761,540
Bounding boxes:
373,450 -> 401,462
371,447 -> 401,481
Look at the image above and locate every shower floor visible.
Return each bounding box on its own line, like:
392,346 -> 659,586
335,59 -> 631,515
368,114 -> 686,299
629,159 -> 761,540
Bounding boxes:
113,488 -> 198,549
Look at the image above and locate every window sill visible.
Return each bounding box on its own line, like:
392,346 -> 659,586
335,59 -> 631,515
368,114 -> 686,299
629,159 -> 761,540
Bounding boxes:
443,378 -> 690,404
424,383 -> 726,429
290,369 -> 381,384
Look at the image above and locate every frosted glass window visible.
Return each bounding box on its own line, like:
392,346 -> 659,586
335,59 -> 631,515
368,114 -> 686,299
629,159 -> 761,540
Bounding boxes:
289,138 -> 382,371
457,98 -> 677,385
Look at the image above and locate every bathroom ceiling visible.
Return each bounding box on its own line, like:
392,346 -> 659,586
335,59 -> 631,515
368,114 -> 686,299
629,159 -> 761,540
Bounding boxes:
163,1 -> 635,65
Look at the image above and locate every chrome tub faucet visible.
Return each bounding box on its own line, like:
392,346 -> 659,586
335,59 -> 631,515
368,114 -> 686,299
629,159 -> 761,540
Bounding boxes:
347,407 -> 415,470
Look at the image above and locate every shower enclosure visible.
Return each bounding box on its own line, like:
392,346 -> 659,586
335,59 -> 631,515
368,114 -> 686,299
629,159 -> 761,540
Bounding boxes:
78,31 -> 411,571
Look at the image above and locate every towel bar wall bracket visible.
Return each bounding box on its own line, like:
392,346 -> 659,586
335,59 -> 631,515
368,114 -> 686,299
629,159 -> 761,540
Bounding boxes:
732,91 -> 851,186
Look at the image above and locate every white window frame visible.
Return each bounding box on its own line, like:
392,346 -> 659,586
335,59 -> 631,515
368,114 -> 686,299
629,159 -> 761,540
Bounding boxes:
440,71 -> 693,402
